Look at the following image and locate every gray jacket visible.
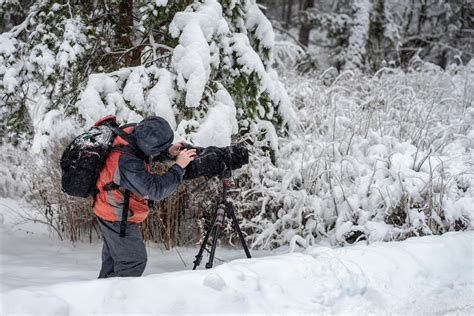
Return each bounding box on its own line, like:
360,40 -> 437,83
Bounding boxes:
117,116 -> 184,201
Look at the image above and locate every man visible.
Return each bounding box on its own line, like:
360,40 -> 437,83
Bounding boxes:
93,116 -> 195,278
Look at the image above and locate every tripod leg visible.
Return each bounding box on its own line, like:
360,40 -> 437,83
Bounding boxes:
226,202 -> 252,258
205,207 -> 225,269
193,212 -> 218,270
205,224 -> 220,269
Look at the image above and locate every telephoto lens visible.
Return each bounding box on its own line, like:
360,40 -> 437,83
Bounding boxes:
183,144 -> 249,180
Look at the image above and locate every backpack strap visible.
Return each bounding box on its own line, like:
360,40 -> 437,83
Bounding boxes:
111,144 -> 140,156
103,182 -> 120,191
102,181 -> 130,238
119,189 -> 131,238
110,126 -> 148,161
120,123 -> 137,129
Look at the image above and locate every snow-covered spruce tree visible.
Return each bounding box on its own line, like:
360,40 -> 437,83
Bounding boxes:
0,1 -> 105,150
0,0 -> 294,242
365,0 -> 400,70
292,0 -> 400,72
340,0 -> 402,72
1,0 -> 293,150
343,0 -> 371,71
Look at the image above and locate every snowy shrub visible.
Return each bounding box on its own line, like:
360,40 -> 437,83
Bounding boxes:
24,140 -> 97,242
241,60 -> 473,248
273,39 -> 306,73
0,144 -> 29,198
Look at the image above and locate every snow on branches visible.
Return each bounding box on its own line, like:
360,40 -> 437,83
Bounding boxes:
241,61 -> 474,248
1,0 -> 293,152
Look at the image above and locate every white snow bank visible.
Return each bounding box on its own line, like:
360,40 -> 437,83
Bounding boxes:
1,231 -> 472,315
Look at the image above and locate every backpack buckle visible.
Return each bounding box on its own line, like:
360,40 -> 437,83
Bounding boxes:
103,182 -> 120,191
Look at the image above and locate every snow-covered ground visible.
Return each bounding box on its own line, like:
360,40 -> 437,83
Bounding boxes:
1,198 -> 473,315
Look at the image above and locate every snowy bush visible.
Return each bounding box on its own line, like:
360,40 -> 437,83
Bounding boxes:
0,144 -> 29,198
241,60 -> 474,248
26,142 -> 96,242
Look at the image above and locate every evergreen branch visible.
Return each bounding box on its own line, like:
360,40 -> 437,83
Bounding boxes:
9,7 -> 39,37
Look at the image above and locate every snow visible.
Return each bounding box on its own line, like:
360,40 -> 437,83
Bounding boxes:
0,151 -> 29,198
226,32 -> 297,130
170,0 -> 228,108
167,0 -> 293,137
28,43 -> 56,78
0,33 -> 17,56
56,18 -> 87,69
2,67 -> 18,92
253,119 -> 279,151
191,89 -> 238,147
445,197 -> 474,223
51,3 -> 61,11
1,0 -> 472,269
155,0 -> 167,6
146,68 -> 177,129
122,69 -> 147,109
30,99 -> 78,154
1,0 -> 291,162
245,62 -> 474,248
245,1 -> 275,50
76,70 -> 146,127
0,198 -> 473,315
344,0 -> 371,70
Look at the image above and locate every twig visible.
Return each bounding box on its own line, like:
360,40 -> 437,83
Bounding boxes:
272,24 -> 308,51
174,247 -> 187,267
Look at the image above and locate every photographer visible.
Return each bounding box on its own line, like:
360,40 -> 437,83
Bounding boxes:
93,116 -> 195,278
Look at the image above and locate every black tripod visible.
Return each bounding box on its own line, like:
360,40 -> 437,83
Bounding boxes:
192,172 -> 251,270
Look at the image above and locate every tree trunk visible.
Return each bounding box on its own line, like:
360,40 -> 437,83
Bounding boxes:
298,0 -> 314,47
286,0 -> 294,27
281,0 -> 287,21
117,0 -> 138,66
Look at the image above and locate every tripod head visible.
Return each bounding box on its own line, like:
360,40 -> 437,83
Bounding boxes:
218,167 -> 232,187
218,167 -> 232,200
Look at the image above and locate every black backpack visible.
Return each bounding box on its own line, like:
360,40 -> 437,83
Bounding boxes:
60,115 -> 143,198
61,115 -> 148,238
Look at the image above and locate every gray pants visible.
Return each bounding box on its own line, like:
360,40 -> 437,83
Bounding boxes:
97,217 -> 147,278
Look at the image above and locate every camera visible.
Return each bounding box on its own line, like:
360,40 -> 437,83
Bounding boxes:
180,143 -> 195,151
182,144 -> 249,180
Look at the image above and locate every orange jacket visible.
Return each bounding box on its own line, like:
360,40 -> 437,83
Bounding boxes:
93,127 -> 149,223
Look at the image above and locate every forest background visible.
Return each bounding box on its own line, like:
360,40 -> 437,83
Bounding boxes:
0,0 -> 472,249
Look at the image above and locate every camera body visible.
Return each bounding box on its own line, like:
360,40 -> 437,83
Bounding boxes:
180,143 -> 195,151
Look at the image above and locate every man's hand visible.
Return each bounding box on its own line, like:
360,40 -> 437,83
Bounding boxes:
168,141 -> 187,157
176,149 -> 196,168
